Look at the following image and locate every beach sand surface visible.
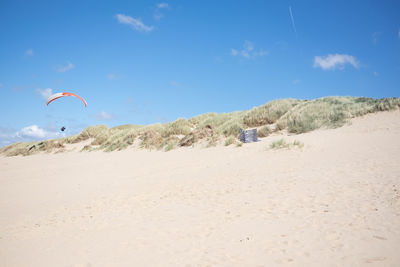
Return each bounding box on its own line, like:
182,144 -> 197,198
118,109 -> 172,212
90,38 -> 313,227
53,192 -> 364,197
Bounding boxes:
1,111 -> 400,267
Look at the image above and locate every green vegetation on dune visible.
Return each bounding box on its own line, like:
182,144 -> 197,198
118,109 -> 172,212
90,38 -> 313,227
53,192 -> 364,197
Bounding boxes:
1,96 -> 399,156
257,125 -> 272,137
277,96 -> 400,133
161,118 -> 191,137
243,98 -> 303,127
269,139 -> 304,149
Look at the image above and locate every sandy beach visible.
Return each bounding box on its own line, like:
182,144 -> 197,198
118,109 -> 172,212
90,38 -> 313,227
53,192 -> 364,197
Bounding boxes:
1,110 -> 399,267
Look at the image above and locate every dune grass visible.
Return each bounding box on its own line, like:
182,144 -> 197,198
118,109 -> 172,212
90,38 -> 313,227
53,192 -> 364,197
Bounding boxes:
277,97 -> 400,134
270,139 -> 304,149
257,125 -> 272,137
1,96 -> 398,156
161,118 -> 191,137
243,98 -> 303,127
224,136 -> 237,146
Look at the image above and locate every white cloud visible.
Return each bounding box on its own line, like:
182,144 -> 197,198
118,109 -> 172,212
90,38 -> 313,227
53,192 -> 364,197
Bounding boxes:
57,62 -> 75,72
116,14 -> 154,32
157,3 -> 169,8
36,88 -> 53,100
0,125 -> 75,147
95,111 -> 114,121
25,49 -> 34,56
243,40 -> 254,51
16,125 -> 48,139
0,125 -> 63,146
241,50 -> 250,58
16,125 -> 63,140
313,54 -> 359,70
231,41 -> 268,59
154,3 -> 170,20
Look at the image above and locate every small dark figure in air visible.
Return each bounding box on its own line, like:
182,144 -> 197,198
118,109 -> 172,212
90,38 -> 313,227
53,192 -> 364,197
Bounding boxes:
61,126 -> 66,132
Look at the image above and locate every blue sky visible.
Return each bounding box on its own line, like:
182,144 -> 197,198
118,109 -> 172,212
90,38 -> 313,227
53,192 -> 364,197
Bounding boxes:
0,0 -> 399,146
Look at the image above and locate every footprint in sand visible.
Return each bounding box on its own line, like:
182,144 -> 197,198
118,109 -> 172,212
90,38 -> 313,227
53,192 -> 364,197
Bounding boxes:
372,235 -> 387,240
364,257 -> 386,263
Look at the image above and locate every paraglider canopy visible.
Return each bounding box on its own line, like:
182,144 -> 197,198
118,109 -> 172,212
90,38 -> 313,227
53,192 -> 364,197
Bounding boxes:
46,92 -> 87,107
46,92 -> 86,134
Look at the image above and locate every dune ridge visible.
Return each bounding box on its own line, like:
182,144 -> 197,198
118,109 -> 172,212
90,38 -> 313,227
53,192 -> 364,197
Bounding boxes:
1,96 -> 399,156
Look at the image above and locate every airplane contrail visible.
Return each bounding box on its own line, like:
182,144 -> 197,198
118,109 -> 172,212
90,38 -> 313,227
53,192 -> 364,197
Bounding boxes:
289,6 -> 297,36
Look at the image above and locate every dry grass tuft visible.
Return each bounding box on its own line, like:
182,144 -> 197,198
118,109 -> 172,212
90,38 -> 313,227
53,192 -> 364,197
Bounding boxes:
140,130 -> 163,149
258,125 -> 272,137
179,125 -> 214,147
269,139 -> 304,149
224,136 -> 237,146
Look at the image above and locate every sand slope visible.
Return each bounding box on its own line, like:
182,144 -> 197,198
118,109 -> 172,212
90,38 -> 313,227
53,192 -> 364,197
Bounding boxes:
1,111 -> 399,267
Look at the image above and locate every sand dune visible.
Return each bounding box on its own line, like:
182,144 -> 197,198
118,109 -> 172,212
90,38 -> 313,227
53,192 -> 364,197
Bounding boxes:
1,110 -> 399,266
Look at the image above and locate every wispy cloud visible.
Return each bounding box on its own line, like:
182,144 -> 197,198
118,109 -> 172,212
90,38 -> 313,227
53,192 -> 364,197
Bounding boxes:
57,62 -> 74,72
372,32 -> 380,45
231,41 -> 268,59
292,79 -> 301,85
289,6 -> 297,36
36,88 -> 53,100
154,3 -> 169,20
243,41 -> 254,51
157,3 -> 168,8
95,111 -> 114,121
25,49 -> 34,56
116,14 -> 154,32
313,54 -> 359,70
